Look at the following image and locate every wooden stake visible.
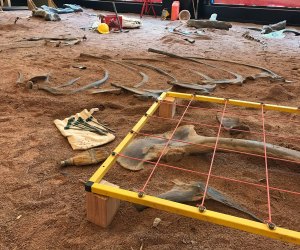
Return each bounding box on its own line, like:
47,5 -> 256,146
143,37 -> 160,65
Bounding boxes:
86,180 -> 120,227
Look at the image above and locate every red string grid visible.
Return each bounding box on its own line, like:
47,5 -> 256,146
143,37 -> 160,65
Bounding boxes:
115,98 -> 300,225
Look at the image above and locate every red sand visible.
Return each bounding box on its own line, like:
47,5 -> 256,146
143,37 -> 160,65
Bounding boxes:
0,9 -> 300,249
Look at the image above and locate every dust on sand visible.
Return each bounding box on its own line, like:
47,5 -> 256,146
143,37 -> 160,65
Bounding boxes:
0,9 -> 300,250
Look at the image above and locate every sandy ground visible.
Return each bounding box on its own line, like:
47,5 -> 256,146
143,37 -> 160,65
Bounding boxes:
0,8 -> 300,249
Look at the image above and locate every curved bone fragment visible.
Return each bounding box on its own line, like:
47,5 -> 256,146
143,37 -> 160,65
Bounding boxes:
71,68 -> 109,93
168,81 -> 216,93
118,125 -> 300,171
148,48 -> 246,85
192,69 -> 273,85
134,72 -> 149,88
128,62 -> 217,91
79,53 -> 149,88
135,179 -> 263,222
201,70 -> 244,85
283,29 -> 300,36
190,70 -> 214,81
147,48 -> 284,82
111,83 -> 166,99
56,77 -> 81,88
188,57 -> 282,81
216,115 -> 250,135
189,59 -> 245,85
91,88 -> 122,94
126,61 -> 178,84
28,74 -> 50,83
109,60 -> 149,88
36,85 -> 71,95
33,68 -> 108,95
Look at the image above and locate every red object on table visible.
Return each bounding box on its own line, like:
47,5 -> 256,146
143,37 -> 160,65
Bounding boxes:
140,0 -> 157,18
213,0 -> 300,8
171,1 -> 180,21
101,15 -> 123,29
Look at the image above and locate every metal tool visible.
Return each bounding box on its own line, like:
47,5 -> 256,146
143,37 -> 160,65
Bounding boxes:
112,2 -> 122,32
86,116 -> 116,133
112,2 -> 127,33
65,117 -> 108,135
76,117 -> 108,135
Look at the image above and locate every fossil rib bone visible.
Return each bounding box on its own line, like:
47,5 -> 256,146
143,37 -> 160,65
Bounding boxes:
148,48 -> 284,82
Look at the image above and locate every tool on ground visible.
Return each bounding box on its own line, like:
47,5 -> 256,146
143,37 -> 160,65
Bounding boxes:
184,37 -> 195,44
65,117 -> 109,136
61,148 -> 109,167
86,116 -> 116,133
112,2 -> 123,32
54,109 -> 115,150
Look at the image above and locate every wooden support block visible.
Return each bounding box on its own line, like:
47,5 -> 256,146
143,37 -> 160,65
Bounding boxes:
159,97 -> 176,118
86,180 -> 120,228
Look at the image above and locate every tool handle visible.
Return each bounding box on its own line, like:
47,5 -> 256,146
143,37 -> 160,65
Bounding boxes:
112,2 -> 122,32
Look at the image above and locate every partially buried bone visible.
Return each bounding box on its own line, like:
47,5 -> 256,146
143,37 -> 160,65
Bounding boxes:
216,114 -> 250,135
134,179 -> 263,222
117,125 -> 300,171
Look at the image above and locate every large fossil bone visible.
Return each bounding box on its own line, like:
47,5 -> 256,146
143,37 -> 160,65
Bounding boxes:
117,125 -> 300,171
187,19 -> 232,30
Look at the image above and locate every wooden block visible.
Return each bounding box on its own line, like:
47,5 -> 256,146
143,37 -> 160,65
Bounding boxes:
159,97 -> 176,118
86,180 -> 120,228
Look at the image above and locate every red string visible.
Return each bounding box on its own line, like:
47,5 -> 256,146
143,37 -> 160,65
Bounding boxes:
150,114 -> 300,143
161,100 -> 300,125
261,105 -> 272,223
140,97 -> 194,192
200,100 -> 228,207
117,153 -> 300,196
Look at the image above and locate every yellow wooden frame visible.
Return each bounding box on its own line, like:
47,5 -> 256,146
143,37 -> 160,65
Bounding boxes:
87,92 -> 300,245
